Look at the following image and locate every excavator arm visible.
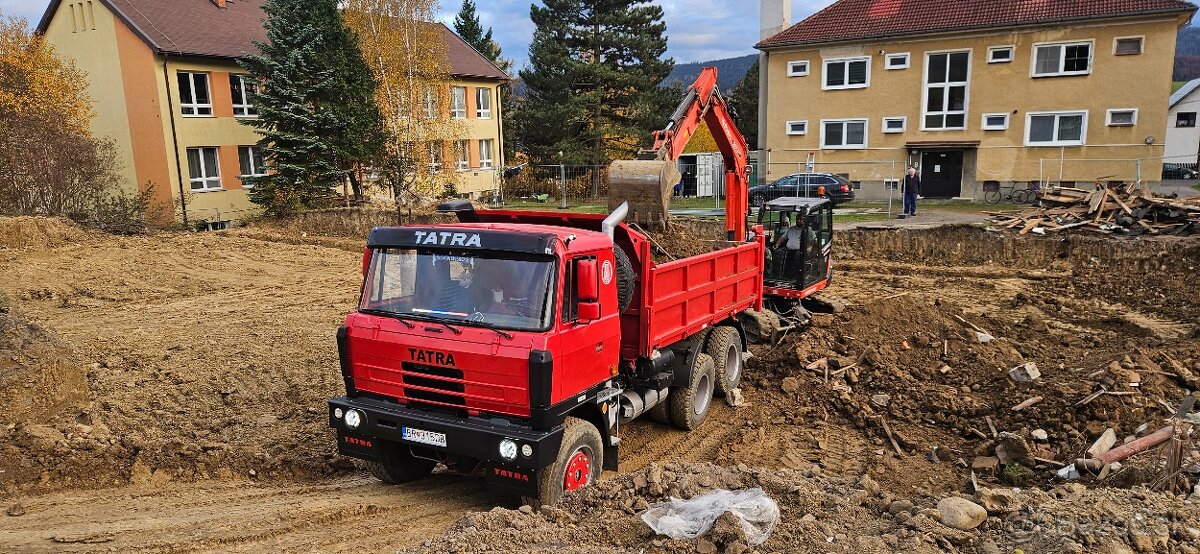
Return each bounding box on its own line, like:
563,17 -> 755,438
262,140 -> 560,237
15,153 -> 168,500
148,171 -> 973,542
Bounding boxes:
608,67 -> 751,240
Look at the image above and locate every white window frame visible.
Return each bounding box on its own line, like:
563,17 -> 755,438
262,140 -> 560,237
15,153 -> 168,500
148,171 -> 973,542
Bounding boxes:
186,147 -> 222,191
1025,110 -> 1088,147
1031,40 -> 1093,78
1113,36 -> 1144,56
237,145 -> 266,188
885,52 -> 910,70
478,139 -> 494,169
427,142 -> 443,172
475,87 -> 492,119
178,71 -> 212,117
230,74 -> 258,118
1105,108 -> 1138,127
785,120 -> 808,135
1177,112 -> 1197,128
819,118 -> 868,149
450,86 -> 467,119
987,45 -> 1014,64
921,49 -> 971,131
455,140 -> 470,171
882,116 -> 906,133
787,60 -> 809,77
981,113 -> 1010,130
822,57 -> 870,90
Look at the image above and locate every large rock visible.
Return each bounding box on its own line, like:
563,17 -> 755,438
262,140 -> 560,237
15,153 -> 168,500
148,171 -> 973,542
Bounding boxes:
1008,362 -> 1041,382
995,432 -> 1034,466
937,497 -> 987,531
976,487 -> 1021,514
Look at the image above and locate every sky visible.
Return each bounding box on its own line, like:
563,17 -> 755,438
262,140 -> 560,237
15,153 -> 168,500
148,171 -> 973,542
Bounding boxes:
5,0 -> 836,67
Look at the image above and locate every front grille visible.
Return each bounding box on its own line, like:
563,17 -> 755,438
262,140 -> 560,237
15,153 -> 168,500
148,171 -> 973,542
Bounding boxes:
401,362 -> 466,408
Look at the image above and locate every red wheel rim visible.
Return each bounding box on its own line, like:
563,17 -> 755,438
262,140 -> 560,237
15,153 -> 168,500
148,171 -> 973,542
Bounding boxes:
562,448 -> 592,491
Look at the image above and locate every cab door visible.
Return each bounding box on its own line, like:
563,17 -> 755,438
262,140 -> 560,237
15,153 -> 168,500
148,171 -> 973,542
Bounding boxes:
801,206 -> 833,287
552,252 -> 620,404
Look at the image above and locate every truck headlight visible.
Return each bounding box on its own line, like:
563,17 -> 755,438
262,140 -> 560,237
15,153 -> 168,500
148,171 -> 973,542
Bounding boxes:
344,409 -> 363,430
521,444 -> 533,458
334,408 -> 344,419
499,438 -> 518,461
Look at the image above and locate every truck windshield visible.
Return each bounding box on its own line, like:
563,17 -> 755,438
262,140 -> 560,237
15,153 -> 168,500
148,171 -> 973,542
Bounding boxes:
359,248 -> 556,332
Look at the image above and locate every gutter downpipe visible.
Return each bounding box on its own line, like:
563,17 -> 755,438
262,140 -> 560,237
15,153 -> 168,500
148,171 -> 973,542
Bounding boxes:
162,56 -> 188,227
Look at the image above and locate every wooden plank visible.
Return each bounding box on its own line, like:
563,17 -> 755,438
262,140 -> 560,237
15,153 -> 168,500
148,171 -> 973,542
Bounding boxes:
1018,218 -> 1043,235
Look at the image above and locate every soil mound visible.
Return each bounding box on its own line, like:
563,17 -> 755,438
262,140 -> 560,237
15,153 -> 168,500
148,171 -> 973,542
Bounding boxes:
0,313 -> 86,425
0,216 -> 86,249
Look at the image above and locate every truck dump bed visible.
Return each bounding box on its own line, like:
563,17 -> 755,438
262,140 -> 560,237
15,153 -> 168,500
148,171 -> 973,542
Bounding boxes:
467,209 -> 764,360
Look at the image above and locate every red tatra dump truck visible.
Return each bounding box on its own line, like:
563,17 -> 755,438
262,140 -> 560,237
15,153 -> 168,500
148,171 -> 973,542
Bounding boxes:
327,67 -> 827,503
328,203 -> 766,502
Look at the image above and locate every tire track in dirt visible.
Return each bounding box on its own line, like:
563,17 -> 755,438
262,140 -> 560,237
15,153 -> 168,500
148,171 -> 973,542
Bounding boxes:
615,404 -> 747,472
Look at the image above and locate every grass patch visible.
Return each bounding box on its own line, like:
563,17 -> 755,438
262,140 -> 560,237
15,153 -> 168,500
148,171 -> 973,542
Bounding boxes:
1193,182 -> 1200,193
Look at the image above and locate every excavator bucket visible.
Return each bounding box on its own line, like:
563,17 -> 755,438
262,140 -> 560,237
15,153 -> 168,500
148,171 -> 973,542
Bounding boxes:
607,159 -> 681,231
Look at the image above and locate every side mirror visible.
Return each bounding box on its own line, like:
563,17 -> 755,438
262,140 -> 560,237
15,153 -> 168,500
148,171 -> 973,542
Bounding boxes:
576,259 -> 598,302
577,301 -> 601,321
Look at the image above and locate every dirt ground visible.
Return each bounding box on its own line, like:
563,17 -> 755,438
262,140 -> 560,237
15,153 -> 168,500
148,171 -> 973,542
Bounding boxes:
2,216 -> 1199,553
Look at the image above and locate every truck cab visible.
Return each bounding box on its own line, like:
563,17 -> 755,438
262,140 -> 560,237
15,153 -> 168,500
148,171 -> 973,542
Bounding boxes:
330,222 -> 624,501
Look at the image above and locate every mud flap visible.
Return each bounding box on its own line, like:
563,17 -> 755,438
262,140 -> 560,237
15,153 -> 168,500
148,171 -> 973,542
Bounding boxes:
485,461 -> 539,497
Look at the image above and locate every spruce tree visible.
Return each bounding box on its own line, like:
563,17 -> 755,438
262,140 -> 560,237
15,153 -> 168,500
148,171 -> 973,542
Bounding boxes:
453,1 -> 511,74
239,0 -> 382,214
728,58 -> 760,148
513,0 -> 674,169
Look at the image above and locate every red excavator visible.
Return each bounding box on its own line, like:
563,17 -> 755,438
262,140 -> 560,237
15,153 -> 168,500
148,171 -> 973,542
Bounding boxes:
327,68 -> 833,505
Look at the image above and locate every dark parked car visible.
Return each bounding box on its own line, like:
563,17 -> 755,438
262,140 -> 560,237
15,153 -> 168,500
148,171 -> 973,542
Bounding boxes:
749,173 -> 855,207
1161,163 -> 1198,180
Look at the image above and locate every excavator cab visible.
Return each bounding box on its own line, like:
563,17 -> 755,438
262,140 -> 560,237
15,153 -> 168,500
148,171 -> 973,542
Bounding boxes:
757,197 -> 834,300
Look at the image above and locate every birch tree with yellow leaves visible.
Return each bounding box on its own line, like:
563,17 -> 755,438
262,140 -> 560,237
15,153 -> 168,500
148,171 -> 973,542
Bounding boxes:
342,1 -> 466,209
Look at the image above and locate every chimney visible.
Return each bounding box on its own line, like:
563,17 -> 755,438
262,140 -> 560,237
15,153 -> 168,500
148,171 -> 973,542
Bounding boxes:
760,0 -> 791,40
211,0 -> 227,8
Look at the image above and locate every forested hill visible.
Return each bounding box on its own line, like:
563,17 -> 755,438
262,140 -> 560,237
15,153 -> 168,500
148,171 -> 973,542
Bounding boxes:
663,54 -> 757,89
1177,26 -> 1200,81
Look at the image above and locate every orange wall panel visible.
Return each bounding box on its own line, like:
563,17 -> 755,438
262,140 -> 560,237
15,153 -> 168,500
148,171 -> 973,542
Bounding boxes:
210,71 -> 233,117
465,86 -> 476,119
113,21 -> 173,221
219,146 -> 243,190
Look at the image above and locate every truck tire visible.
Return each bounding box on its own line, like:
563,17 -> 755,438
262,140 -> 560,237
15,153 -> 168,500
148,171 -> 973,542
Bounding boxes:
705,326 -> 742,397
669,353 -> 716,431
534,417 -> 603,505
613,247 -> 635,314
367,442 -> 436,485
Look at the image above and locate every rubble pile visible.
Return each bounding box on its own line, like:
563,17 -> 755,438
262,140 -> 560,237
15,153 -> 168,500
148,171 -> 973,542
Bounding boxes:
990,183 -> 1200,236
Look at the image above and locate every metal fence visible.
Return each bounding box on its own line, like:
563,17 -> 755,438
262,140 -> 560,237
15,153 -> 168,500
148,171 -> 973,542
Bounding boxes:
1036,154 -> 1200,188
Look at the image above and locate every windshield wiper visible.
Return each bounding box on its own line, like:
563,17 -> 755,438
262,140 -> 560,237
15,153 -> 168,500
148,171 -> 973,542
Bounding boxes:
472,321 -> 514,340
361,309 -> 415,329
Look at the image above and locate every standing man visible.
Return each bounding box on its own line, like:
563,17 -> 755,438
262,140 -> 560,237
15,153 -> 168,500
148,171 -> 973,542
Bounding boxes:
903,167 -> 921,217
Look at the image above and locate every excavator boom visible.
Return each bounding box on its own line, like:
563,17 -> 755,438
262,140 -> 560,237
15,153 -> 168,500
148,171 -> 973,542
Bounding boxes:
607,67 -> 751,240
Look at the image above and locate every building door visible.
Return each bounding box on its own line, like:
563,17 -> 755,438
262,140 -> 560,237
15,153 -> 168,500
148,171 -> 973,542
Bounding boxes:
919,151 -> 964,198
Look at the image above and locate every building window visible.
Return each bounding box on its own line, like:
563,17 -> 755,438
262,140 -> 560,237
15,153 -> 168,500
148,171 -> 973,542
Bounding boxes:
186,147 -> 221,191
1032,41 -> 1092,77
987,46 -> 1013,63
478,139 -> 494,169
823,57 -> 870,90
476,87 -> 492,118
230,75 -> 258,118
1177,112 -> 1197,127
882,116 -> 906,133
177,71 -> 212,116
1106,108 -> 1137,126
238,145 -> 266,187
787,60 -> 809,76
427,142 -> 443,171
1114,37 -> 1143,56
1026,111 -> 1087,146
455,140 -> 469,171
785,120 -> 807,135
820,119 -> 867,149
450,86 -> 467,119
981,113 -> 1009,130
924,51 -> 969,130
885,53 -> 909,70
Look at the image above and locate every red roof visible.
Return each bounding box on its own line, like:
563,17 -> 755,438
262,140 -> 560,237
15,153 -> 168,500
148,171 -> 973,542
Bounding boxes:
757,0 -> 1197,49
36,0 -> 508,80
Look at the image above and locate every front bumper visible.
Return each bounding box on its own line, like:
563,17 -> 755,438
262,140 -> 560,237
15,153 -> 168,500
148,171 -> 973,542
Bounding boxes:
328,396 -> 564,494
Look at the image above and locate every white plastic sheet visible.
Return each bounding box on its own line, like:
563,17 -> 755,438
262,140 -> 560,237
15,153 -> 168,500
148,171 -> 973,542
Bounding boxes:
640,488 -> 780,546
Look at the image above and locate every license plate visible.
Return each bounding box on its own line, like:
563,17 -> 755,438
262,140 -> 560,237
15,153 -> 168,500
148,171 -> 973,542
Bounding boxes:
401,426 -> 447,447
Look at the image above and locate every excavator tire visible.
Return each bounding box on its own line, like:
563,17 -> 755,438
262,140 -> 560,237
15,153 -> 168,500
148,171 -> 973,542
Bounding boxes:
607,160 -> 680,231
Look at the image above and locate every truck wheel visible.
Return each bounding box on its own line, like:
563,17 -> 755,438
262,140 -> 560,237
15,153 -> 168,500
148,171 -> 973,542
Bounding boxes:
535,417 -> 603,505
613,247 -> 636,314
367,442 -> 436,485
705,327 -> 742,397
669,353 -> 715,431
